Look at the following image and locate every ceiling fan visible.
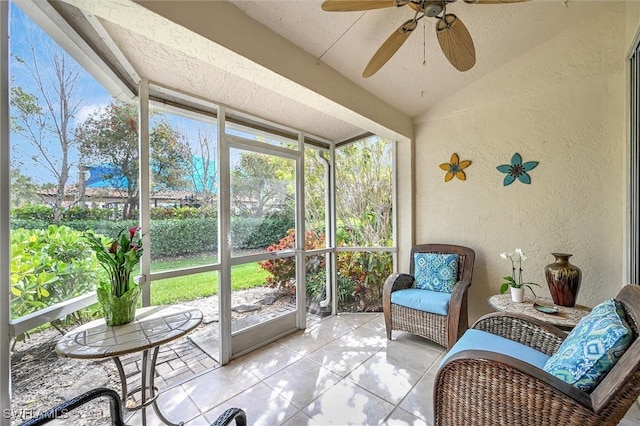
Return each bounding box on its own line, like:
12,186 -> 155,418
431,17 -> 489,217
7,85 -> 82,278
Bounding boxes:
321,0 -> 530,78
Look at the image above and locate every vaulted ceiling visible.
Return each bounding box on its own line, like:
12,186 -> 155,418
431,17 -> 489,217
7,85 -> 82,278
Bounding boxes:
44,0 -> 605,143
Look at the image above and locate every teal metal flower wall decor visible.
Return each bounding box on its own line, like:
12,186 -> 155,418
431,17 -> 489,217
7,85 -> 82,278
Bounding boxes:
496,153 -> 539,186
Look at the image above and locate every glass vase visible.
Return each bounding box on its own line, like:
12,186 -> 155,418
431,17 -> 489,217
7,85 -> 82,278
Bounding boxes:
97,284 -> 141,326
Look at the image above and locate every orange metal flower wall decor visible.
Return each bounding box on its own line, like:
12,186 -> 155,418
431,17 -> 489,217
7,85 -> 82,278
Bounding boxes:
439,153 -> 471,182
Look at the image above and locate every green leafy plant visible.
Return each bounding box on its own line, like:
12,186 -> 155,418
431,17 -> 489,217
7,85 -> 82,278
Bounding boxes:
259,229 -> 326,290
338,251 -> 392,311
10,226 -> 102,319
499,248 -> 541,296
306,269 -> 355,306
84,226 -> 143,297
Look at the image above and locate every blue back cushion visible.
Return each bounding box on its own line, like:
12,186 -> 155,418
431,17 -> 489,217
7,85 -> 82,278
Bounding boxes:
414,252 -> 459,293
543,299 -> 633,392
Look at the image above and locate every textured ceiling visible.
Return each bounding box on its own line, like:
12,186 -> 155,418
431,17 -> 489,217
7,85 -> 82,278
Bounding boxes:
231,0 -> 603,119
57,0 -> 605,142
102,21 -> 363,142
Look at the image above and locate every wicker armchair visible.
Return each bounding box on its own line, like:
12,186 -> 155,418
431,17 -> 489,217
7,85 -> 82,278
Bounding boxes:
382,243 -> 475,349
434,284 -> 640,426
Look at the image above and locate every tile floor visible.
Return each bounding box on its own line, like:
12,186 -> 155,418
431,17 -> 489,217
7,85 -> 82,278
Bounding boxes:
125,313 -> 640,426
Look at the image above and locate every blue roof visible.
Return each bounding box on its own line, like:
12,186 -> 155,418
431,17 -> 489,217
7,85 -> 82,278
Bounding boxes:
85,160 -> 217,193
85,165 -> 128,189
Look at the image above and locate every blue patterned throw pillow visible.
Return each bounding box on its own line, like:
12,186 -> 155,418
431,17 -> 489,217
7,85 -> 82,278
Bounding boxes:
543,299 -> 633,392
413,253 -> 459,293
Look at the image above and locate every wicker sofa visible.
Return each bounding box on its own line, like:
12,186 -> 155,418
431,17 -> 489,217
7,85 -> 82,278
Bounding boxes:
434,284 -> 640,426
382,244 -> 475,349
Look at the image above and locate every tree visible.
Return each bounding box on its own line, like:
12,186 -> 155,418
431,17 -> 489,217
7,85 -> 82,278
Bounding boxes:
75,102 -> 189,219
10,45 -> 85,221
230,152 -> 293,218
178,128 -> 218,211
150,120 -> 190,195
75,102 -> 138,219
9,168 -> 39,207
335,137 -> 393,246
304,147 -> 329,231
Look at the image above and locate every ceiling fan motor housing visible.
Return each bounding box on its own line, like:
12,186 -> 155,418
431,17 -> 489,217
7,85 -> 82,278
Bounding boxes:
425,2 -> 445,17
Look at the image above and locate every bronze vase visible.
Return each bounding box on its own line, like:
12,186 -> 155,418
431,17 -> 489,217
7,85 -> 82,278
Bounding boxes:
544,253 -> 582,307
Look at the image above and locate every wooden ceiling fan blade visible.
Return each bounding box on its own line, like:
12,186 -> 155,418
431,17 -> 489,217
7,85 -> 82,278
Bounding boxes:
362,19 -> 417,78
436,14 -> 476,72
321,0 -> 403,12
463,0 -> 530,4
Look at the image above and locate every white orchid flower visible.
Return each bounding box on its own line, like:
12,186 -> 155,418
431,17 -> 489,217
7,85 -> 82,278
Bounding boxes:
500,252 -> 508,260
515,248 -> 526,262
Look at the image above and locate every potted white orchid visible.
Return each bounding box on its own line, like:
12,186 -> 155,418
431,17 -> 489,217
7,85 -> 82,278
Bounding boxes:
499,248 -> 540,303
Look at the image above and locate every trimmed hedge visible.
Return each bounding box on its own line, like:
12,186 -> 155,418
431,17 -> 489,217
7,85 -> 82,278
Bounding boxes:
151,218 -> 217,257
230,216 -> 294,250
10,216 -> 294,258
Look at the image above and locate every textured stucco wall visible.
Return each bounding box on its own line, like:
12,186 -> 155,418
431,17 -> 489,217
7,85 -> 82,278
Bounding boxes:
410,2 -> 630,322
626,1 -> 640,46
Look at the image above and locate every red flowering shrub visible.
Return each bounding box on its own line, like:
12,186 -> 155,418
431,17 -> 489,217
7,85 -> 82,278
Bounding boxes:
259,230 -> 326,291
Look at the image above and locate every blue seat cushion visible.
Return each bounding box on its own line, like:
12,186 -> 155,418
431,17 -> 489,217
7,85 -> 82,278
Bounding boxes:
440,329 -> 551,369
543,299 -> 633,392
391,288 -> 451,316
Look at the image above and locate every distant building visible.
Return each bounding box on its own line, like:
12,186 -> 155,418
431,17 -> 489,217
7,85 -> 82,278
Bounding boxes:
37,164 -> 206,209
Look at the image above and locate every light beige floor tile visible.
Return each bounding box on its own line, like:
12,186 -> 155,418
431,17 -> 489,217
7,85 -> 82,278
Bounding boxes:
378,335 -> 443,374
184,414 -> 216,426
382,407 -> 430,426
203,382 -> 299,426
620,400 -> 640,425
303,379 -> 394,425
280,410 -> 314,426
337,324 -> 389,349
234,341 -> 304,380
264,358 -> 343,408
180,361 -> 260,411
277,318 -> 354,355
304,325 -> 386,376
305,340 -> 378,377
396,333 -> 445,349
398,365 -> 438,421
157,387 -> 203,423
361,314 -> 387,333
125,386 -> 202,425
345,352 -> 423,405
125,408 -> 163,426
333,313 -> 380,328
131,313 -> 640,426
276,331 -> 340,356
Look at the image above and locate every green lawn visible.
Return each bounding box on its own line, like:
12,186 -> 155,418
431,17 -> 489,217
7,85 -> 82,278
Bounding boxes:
150,257 -> 270,305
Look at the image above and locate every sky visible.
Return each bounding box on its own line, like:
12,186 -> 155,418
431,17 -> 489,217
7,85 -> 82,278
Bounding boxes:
9,2 -> 298,195
8,4 -> 220,188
